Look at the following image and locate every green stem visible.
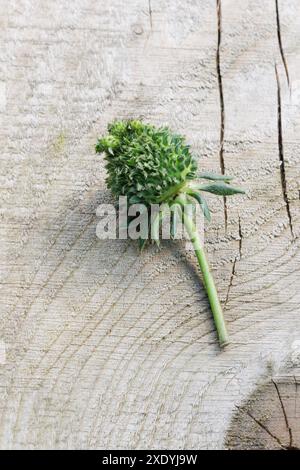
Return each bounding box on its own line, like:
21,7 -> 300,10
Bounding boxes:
155,181 -> 187,203
180,204 -> 229,347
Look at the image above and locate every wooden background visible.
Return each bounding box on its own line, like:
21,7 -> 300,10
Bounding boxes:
1,0 -> 300,449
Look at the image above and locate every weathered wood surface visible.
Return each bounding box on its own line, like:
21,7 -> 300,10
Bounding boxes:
226,372 -> 300,450
1,0 -> 300,449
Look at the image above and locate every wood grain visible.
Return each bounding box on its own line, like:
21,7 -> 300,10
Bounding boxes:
0,0 -> 299,449
226,373 -> 300,450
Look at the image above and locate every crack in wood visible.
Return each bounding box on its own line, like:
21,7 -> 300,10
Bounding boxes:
275,64 -> 294,239
272,379 -> 293,448
236,405 -> 287,450
275,0 -> 290,88
224,258 -> 237,309
238,215 -> 242,258
224,217 -> 242,309
294,376 -> 298,417
216,0 -> 228,230
148,0 -> 153,30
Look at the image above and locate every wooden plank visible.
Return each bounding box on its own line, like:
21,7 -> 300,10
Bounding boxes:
0,0 -> 299,449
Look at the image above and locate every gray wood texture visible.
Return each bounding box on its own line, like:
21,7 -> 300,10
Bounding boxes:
226,373 -> 300,450
0,0 -> 299,449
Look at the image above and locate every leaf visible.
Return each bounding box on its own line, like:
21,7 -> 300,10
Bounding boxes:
129,195 -> 142,204
198,172 -> 233,182
199,182 -> 245,196
138,237 -> 148,251
188,191 -> 211,221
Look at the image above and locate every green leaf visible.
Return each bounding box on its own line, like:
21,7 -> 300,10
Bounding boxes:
198,172 -> 233,183
139,237 -> 148,251
188,191 -> 211,221
136,183 -> 143,191
129,195 -> 142,204
199,182 -> 245,196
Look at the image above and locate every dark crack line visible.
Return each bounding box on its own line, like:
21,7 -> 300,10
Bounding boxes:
148,0 -> 153,29
272,380 -> 293,448
294,376 -> 298,416
275,64 -> 294,239
275,0 -> 290,88
236,406 -> 287,450
216,0 -> 228,230
224,217 -> 242,309
238,216 -> 242,257
216,0 -> 225,169
224,258 -> 237,309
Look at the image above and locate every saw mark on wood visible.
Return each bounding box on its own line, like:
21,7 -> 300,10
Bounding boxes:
275,64 -> 294,239
216,0 -> 228,230
275,0 -> 290,88
86,272 -> 211,439
43,250 -> 192,440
